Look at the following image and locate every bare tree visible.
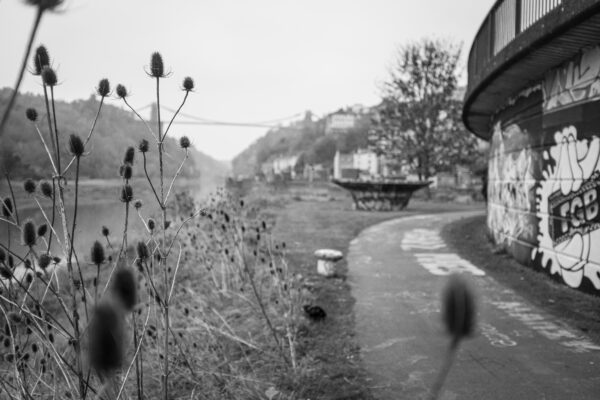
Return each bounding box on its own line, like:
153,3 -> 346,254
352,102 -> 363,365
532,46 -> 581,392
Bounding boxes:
369,39 -> 480,181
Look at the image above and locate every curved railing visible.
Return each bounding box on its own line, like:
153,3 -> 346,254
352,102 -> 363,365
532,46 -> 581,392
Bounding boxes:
468,0 -> 562,86
464,0 -> 600,137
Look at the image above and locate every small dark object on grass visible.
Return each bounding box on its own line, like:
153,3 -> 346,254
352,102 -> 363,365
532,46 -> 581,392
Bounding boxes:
303,305 -> 326,321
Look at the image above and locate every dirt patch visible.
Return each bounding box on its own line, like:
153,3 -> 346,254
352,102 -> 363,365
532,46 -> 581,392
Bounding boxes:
441,215 -> 600,344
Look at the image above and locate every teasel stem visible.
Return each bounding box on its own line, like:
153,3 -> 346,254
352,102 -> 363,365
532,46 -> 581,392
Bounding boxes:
123,97 -> 159,142
32,197 -> 63,250
63,96 -> 105,173
142,152 -> 163,208
47,178 -> 56,253
241,247 -> 289,367
152,75 -> 171,400
428,338 -> 460,400
42,84 -> 58,168
163,91 -> 188,139
164,149 -> 189,204
49,86 -> 61,174
69,156 -> 89,322
4,174 -> 20,225
0,7 -> 44,137
33,123 -> 58,173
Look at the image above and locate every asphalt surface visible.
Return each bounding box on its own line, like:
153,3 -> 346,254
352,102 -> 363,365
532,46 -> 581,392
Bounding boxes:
348,211 -> 600,400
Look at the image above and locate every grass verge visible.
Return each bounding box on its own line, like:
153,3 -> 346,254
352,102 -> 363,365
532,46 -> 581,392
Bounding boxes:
258,185 -> 479,399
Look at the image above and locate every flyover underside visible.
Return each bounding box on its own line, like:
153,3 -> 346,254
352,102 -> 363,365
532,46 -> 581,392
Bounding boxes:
464,5 -> 600,139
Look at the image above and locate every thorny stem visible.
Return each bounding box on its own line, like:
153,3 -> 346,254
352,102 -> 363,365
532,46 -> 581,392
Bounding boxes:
47,87 -> 84,398
162,91 -> 188,139
5,174 -> 20,225
142,153 -> 162,207
428,338 -> 459,400
33,123 -> 58,173
49,87 -> 62,174
0,8 -> 44,137
155,75 -> 170,400
123,97 -> 159,142
164,149 -> 189,205
70,157 -> 89,322
63,96 -> 105,173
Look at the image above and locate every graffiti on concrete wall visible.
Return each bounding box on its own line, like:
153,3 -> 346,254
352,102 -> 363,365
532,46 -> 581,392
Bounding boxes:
534,126 -> 600,289
488,123 -> 536,246
543,46 -> 600,112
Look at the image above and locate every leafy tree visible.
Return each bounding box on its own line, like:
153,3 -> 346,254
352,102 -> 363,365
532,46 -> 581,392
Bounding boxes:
369,39 -> 481,180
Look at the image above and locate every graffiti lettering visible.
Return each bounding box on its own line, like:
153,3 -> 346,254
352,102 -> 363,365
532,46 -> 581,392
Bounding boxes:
549,180 -> 600,244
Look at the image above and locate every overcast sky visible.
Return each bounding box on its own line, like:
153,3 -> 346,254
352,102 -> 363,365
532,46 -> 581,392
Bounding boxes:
0,0 -> 494,161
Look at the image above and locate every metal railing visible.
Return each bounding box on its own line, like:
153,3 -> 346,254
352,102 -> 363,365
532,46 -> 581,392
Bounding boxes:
468,0 -> 563,83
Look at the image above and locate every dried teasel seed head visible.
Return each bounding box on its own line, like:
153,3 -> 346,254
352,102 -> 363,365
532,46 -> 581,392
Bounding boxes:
88,301 -> 125,372
2,198 -> 13,218
97,78 -> 110,97
90,241 -> 105,266
147,218 -> 155,231
24,179 -> 36,194
112,268 -> 137,311
182,76 -> 194,91
122,164 -> 132,180
25,0 -> 64,11
41,66 -> 57,87
138,139 -> 149,153
7,312 -> 22,324
37,224 -> 47,237
179,136 -> 190,149
150,52 -> 165,78
123,147 -> 135,165
39,181 -> 53,198
32,45 -> 50,76
38,254 -> 52,270
69,134 -> 85,157
136,242 -> 149,260
0,266 -> 11,279
22,220 -> 37,247
25,108 -> 38,122
120,185 -> 133,203
116,84 -> 128,98
0,248 -> 5,263
101,226 -> 109,237
442,274 -> 476,343
133,200 -> 142,210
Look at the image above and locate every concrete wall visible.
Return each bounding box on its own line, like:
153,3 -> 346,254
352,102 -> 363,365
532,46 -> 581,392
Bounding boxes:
488,45 -> 600,292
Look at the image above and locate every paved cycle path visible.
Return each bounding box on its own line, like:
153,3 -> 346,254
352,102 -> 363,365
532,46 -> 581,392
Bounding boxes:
348,211 -> 600,400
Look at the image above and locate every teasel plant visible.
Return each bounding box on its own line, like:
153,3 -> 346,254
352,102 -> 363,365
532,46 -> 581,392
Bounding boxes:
113,51 -> 202,399
0,0 -> 64,138
428,274 -> 477,400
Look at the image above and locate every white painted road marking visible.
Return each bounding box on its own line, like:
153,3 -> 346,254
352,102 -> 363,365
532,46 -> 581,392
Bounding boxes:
480,323 -> 518,347
414,253 -> 486,276
401,228 -> 446,251
492,301 -> 600,353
